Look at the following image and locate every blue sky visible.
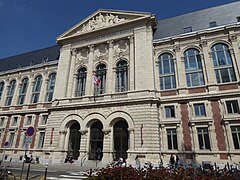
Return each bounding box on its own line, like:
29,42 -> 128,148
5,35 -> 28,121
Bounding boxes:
0,0 -> 239,59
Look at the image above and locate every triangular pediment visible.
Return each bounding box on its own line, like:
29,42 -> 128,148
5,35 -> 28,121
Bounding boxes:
57,9 -> 156,42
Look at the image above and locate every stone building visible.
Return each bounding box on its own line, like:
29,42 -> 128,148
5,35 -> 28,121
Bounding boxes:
0,2 -> 240,165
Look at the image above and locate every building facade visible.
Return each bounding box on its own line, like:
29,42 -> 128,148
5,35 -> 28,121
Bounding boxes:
0,2 -> 240,165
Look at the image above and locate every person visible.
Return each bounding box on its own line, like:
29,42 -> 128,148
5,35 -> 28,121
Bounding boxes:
175,154 -> 179,168
170,154 -> 175,169
96,148 -> 102,160
30,155 -> 35,164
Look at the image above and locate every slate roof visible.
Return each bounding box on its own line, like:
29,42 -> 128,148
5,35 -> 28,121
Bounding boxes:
154,1 -> 240,40
0,45 -> 60,73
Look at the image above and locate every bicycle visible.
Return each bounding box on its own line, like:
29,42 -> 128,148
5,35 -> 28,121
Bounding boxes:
0,165 -> 16,180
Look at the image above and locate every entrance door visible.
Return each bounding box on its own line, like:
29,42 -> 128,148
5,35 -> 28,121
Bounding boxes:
68,122 -> 81,160
113,120 -> 129,160
89,121 -> 103,160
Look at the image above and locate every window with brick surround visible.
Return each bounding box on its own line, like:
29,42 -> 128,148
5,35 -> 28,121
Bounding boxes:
194,103 -> 206,116
41,115 -> 48,125
197,127 -> 211,150
38,131 -> 45,149
167,129 -> 178,150
158,53 -> 176,90
165,106 -> 175,118
226,100 -> 239,114
9,132 -> 15,147
231,126 -> 240,149
211,43 -> 237,83
12,117 -> 18,126
25,116 -> 32,125
0,117 -> 4,127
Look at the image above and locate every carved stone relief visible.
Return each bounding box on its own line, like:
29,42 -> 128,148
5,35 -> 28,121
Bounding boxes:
114,39 -> 129,57
94,44 -> 108,61
76,48 -> 89,65
77,13 -> 126,34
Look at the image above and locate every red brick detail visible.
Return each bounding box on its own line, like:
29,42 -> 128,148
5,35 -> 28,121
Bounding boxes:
30,114 -> 39,149
1,116 -> 11,148
28,104 -> 37,109
180,103 -> 192,154
42,103 -> 52,108
15,115 -> 25,150
188,87 -> 206,94
160,90 -> 177,96
14,106 -> 23,110
220,153 -> 228,160
2,107 -> 10,111
211,101 -> 227,152
218,84 -> 238,91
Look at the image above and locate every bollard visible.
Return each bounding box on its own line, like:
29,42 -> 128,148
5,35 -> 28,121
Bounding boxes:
227,162 -> 229,170
26,163 -> 31,180
44,163 -> 48,180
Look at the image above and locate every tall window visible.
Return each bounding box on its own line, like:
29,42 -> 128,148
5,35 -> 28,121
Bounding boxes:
231,126 -> 240,149
167,129 -> 178,150
226,100 -> 239,114
184,49 -> 204,87
211,43 -> 236,83
31,75 -> 42,103
5,80 -> 16,106
18,78 -> 29,105
0,81 -> 4,100
96,64 -> 107,94
197,127 -> 211,150
75,68 -> 87,96
165,106 -> 175,118
25,116 -> 32,125
12,117 -> 18,126
41,115 -> 48,125
194,103 -> 206,116
0,117 -> 5,127
116,60 -> 128,92
9,133 -> 15,147
38,132 -> 45,149
45,73 -> 56,102
159,53 -> 176,90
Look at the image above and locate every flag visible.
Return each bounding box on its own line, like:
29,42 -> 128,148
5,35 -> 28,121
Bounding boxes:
93,72 -> 100,87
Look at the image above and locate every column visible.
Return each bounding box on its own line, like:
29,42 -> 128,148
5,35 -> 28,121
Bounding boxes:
225,122 -> 234,150
0,81 -> 8,106
39,72 -> 47,103
190,123 -> 197,151
64,128 -> 70,151
208,122 -> 217,151
200,38 -> 217,91
12,78 -> 21,106
67,49 -> 77,97
59,130 -> 66,150
128,36 -> 135,91
102,129 -> 111,160
71,74 -> 78,97
229,48 -> 240,81
24,76 -> 34,104
85,45 -> 94,96
128,128 -> 135,150
174,44 -> 186,95
160,125 -> 166,151
106,40 -> 114,93
79,130 -> 88,157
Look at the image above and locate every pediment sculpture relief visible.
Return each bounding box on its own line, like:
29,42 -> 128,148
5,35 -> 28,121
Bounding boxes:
114,40 -> 129,57
95,44 -> 108,61
77,13 -> 126,33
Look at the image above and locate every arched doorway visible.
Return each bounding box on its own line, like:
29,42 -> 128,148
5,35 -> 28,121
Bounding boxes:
113,120 -> 129,160
68,122 -> 81,160
89,121 -> 103,160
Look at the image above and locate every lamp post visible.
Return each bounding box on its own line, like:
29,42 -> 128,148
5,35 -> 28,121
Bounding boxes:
44,163 -> 48,180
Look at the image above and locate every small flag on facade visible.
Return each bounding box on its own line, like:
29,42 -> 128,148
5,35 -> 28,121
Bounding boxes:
93,72 -> 100,86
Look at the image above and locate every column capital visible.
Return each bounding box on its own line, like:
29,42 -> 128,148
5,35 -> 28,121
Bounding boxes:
80,129 -> 88,135
107,40 -> 114,48
128,36 -> 134,44
102,129 -> 111,135
88,45 -> 94,52
59,130 -> 67,134
71,48 -> 77,56
128,128 -> 134,132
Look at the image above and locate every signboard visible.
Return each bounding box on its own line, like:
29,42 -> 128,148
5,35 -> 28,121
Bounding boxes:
25,136 -> 32,143
26,126 -> 35,136
4,141 -> 9,147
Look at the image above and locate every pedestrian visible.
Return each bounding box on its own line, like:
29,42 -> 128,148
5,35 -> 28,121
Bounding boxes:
96,148 -> 102,160
170,154 -> 175,169
175,154 -> 179,168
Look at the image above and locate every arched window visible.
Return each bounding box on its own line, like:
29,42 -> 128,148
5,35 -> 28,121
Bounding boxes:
116,60 -> 128,92
96,64 -> 107,95
0,81 -> 4,100
211,43 -> 236,83
5,80 -> 16,106
158,53 -> 176,90
45,73 -> 56,102
184,48 -> 205,87
31,75 -> 42,103
75,68 -> 87,96
18,78 -> 29,105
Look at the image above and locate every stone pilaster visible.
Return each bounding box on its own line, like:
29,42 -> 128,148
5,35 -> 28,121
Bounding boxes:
102,129 -> 111,161
106,41 -> 114,93
67,49 -> 77,97
85,45 -> 94,96
129,36 -> 135,90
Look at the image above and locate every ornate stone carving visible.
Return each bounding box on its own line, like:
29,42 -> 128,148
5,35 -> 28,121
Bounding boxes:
102,129 -> 111,135
76,48 -> 89,64
114,40 -> 128,57
228,34 -> 237,42
173,45 -> 181,52
80,129 -> 88,135
199,39 -> 208,47
77,13 -> 126,33
94,44 -> 108,61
